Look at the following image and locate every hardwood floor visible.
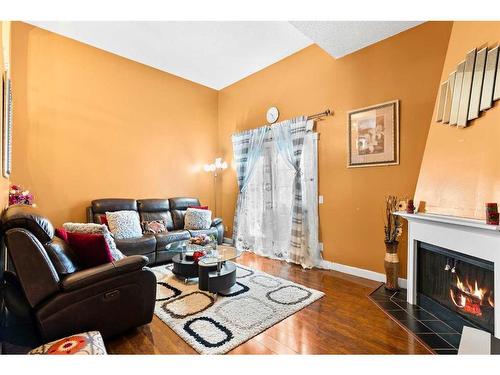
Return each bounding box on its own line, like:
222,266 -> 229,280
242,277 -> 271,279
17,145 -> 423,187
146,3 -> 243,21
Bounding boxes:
106,252 -> 431,354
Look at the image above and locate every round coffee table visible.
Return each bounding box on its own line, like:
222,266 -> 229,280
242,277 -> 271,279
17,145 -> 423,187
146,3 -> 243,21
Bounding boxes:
169,239 -> 216,281
198,245 -> 241,294
171,253 -> 199,281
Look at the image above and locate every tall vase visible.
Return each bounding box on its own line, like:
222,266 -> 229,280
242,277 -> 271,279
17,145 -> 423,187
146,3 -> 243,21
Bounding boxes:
384,241 -> 399,291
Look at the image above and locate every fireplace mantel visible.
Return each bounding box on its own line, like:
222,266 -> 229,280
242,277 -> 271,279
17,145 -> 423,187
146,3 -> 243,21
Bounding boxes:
394,211 -> 500,232
396,211 -> 500,338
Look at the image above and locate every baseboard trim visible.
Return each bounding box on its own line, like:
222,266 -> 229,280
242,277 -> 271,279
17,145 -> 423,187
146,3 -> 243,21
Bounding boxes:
317,259 -> 407,289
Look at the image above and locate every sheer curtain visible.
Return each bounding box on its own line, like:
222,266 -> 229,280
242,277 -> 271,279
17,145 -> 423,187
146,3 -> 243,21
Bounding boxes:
231,126 -> 268,244
232,117 -> 320,268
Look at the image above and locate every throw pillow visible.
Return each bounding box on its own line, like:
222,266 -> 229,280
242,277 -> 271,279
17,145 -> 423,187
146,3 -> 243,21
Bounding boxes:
66,232 -> 113,268
28,331 -> 107,355
55,228 -> 68,242
98,214 -> 109,228
188,205 -> 209,210
184,208 -> 212,230
63,223 -> 124,261
142,220 -> 168,234
105,210 -> 143,240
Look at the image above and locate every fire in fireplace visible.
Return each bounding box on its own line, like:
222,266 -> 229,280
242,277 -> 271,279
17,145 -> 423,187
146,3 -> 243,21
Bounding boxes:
417,242 -> 495,334
450,275 -> 494,317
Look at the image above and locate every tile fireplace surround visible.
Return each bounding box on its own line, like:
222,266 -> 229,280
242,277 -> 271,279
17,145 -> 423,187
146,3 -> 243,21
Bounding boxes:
395,212 -> 500,338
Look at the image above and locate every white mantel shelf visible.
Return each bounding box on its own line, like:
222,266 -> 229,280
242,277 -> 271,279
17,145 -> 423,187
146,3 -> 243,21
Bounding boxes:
394,211 -> 500,232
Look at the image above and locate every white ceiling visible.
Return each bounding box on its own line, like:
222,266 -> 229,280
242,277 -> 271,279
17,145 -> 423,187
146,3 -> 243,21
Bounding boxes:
291,21 -> 423,58
28,21 -> 422,90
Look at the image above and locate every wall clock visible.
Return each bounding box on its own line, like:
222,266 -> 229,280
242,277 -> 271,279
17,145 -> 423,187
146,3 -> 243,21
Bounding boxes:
266,106 -> 279,124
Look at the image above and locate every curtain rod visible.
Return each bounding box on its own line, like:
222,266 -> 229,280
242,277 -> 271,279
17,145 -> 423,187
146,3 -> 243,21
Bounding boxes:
307,109 -> 332,120
233,109 -> 333,137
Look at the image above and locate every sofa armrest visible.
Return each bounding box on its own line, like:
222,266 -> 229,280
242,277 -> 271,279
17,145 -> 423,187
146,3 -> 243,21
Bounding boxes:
210,218 -> 224,244
86,206 -> 95,223
61,255 -> 148,292
211,218 -> 223,227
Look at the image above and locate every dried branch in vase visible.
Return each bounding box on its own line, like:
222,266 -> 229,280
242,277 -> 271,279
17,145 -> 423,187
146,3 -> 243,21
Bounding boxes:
384,195 -> 403,243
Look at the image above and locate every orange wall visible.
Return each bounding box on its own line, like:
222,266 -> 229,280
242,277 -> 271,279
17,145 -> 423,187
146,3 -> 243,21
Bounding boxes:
11,21 -> 455,277
11,22 -> 219,226
415,22 -> 500,219
218,22 -> 452,275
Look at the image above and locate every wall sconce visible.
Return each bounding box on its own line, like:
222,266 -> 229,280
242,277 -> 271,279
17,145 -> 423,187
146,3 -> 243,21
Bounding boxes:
204,157 -> 228,216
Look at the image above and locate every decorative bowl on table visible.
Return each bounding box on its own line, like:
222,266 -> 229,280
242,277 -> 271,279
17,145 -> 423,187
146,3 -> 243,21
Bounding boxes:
188,234 -> 217,246
184,245 -> 210,263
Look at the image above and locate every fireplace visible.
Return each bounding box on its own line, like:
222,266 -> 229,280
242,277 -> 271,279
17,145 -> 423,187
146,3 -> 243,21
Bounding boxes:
396,211 -> 500,338
417,242 -> 495,334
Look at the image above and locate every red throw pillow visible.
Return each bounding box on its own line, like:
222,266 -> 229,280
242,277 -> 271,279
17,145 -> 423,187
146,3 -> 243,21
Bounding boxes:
188,205 -> 209,210
66,232 -> 113,268
99,214 -> 109,228
55,228 -> 68,242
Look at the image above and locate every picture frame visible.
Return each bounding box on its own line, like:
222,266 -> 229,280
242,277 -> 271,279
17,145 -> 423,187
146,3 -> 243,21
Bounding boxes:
347,100 -> 399,168
2,71 -> 12,178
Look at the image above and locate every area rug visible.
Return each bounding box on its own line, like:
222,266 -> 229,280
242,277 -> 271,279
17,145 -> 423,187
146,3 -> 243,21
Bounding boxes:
151,263 -> 324,354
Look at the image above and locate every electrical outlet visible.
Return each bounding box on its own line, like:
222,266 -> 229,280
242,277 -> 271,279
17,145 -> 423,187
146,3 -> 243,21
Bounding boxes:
319,242 -> 324,252
318,195 -> 324,204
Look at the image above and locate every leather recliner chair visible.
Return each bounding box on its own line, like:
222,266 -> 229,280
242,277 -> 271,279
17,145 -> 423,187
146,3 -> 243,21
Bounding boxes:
1,205 -> 156,342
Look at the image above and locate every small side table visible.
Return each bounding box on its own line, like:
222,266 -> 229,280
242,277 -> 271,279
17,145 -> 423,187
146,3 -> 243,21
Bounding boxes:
197,245 -> 241,295
198,262 -> 237,294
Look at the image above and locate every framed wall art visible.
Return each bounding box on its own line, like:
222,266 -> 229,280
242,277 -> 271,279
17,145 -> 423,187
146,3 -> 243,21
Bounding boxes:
480,46 -> 499,111
442,70 -> 456,124
347,100 -> 399,168
436,80 -> 448,122
457,48 -> 476,127
449,60 -> 465,126
468,46 -> 487,121
435,43 -> 500,128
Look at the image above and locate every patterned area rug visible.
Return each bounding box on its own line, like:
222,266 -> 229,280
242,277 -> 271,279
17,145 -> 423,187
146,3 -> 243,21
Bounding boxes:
151,263 -> 324,354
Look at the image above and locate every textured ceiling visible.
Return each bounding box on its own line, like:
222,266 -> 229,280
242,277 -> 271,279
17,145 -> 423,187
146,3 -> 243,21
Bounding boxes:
290,21 -> 424,58
27,21 -> 423,90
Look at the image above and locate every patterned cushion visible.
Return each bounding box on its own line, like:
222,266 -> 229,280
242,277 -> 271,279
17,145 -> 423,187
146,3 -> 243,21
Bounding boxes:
142,220 -> 168,234
63,222 -> 124,261
184,208 -> 212,230
29,331 -> 107,355
106,210 -> 142,240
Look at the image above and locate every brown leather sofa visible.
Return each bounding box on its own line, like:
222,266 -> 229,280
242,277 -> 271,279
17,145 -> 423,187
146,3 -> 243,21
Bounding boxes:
87,197 -> 224,265
1,205 -> 156,342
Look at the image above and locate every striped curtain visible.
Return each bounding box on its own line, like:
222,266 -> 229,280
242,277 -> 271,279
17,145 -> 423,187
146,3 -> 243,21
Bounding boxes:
271,117 -> 311,266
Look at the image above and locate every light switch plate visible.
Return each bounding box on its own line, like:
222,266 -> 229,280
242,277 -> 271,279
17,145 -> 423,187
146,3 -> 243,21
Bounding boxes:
319,195 -> 324,204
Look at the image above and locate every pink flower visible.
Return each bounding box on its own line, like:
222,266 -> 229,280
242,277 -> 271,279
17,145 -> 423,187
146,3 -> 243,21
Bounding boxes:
8,184 -> 35,206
